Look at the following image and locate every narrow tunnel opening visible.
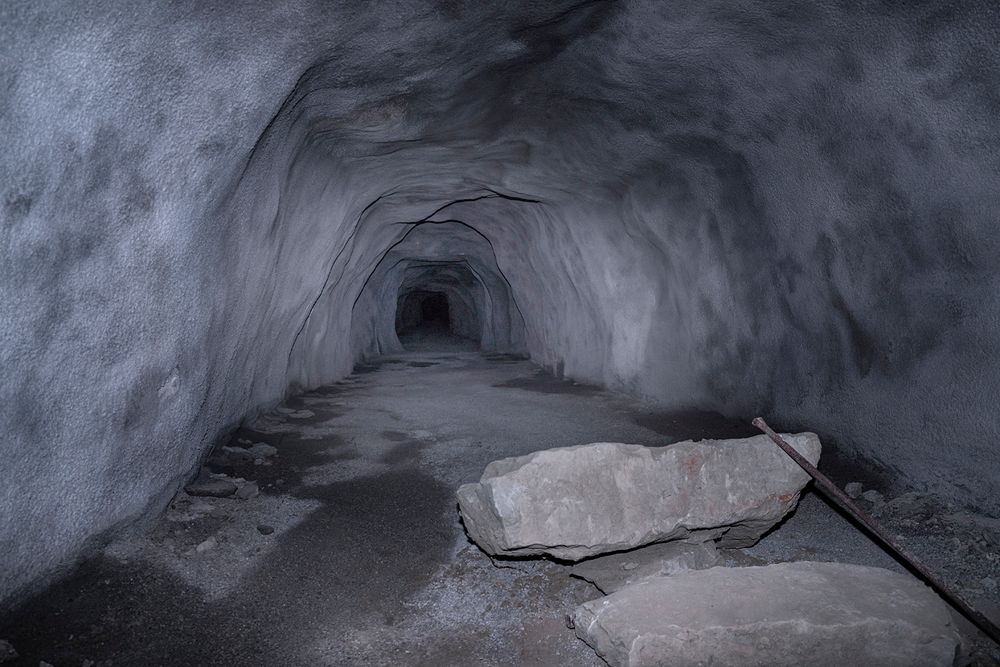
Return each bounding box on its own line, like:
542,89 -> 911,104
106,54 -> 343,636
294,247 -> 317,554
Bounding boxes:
419,292 -> 449,327
395,287 -> 479,352
396,290 -> 451,334
351,223 -> 527,360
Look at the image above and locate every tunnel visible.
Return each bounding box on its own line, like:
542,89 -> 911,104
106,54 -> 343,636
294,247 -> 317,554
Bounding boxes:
395,282 -> 477,350
1,1 -> 999,665
398,291 -> 450,333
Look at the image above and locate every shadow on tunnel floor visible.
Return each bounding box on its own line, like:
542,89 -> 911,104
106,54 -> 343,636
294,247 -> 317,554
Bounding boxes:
0,468 -> 457,666
396,324 -> 479,353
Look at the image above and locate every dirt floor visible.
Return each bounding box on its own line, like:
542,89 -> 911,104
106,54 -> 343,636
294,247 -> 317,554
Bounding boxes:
2,347 -> 998,666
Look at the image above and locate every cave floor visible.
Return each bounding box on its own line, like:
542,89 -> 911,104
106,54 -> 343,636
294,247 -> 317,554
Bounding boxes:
3,351 -> 999,666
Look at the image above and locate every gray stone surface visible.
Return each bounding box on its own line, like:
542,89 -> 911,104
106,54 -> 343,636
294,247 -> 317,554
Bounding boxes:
862,489 -> 886,506
234,482 -> 260,500
248,443 -> 278,459
194,536 -> 217,554
570,541 -> 719,594
184,474 -> 237,499
573,562 -> 960,667
457,433 -> 820,560
3,0 -> 1000,608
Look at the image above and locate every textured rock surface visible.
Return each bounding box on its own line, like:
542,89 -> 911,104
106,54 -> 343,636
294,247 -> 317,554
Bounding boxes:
2,0 -> 1000,605
570,541 -> 719,594
457,433 -> 820,560
184,474 -> 237,499
573,562 -> 960,667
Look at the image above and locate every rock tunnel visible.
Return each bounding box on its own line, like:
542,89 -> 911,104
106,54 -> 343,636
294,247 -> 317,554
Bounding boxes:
2,1 -> 999,663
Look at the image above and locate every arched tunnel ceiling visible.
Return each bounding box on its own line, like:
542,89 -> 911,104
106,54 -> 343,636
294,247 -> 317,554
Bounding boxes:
2,0 -> 999,606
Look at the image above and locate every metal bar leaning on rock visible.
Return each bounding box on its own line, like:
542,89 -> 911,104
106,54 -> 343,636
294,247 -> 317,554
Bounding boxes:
752,416 -> 1000,647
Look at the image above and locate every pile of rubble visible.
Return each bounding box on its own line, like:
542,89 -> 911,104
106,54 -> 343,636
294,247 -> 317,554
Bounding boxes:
185,440 -> 279,495
457,433 -> 962,667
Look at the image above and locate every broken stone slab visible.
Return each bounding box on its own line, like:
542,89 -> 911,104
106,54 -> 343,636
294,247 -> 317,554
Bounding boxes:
184,472 -> 237,498
457,433 -> 820,560
570,541 -> 719,594
573,561 -> 960,667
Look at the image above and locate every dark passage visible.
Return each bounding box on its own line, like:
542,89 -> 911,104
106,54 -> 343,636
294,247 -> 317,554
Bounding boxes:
396,290 -> 450,334
420,292 -> 449,327
395,288 -> 479,352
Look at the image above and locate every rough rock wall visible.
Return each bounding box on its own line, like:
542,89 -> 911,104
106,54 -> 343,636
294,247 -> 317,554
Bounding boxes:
2,0 -> 998,605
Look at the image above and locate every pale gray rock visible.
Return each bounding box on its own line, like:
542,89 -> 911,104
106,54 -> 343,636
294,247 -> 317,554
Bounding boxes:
234,482 -> 260,500
570,541 -> 719,594
573,561 -> 960,667
195,536 -> 217,553
457,433 -> 820,560
862,489 -> 886,505
844,481 -> 863,499
184,473 -> 237,498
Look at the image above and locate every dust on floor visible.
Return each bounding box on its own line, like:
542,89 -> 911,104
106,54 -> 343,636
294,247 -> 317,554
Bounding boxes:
1,352 -> 997,666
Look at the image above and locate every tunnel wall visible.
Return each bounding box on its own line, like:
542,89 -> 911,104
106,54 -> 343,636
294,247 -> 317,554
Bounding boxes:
2,0 -> 999,607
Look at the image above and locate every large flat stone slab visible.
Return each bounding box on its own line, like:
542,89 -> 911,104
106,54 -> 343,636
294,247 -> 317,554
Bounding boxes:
457,433 -> 820,560
184,472 -> 237,498
570,541 -> 719,594
572,561 -> 960,667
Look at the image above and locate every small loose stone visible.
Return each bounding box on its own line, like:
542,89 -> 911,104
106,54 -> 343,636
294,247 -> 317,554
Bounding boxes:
195,536 -> 217,553
235,482 -> 259,500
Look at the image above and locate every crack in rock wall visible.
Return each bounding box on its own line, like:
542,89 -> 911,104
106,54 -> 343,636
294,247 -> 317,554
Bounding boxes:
2,0 -> 999,606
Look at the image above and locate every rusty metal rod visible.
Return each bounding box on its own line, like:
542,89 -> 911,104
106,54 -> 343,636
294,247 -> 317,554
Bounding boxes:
752,417 -> 1000,647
